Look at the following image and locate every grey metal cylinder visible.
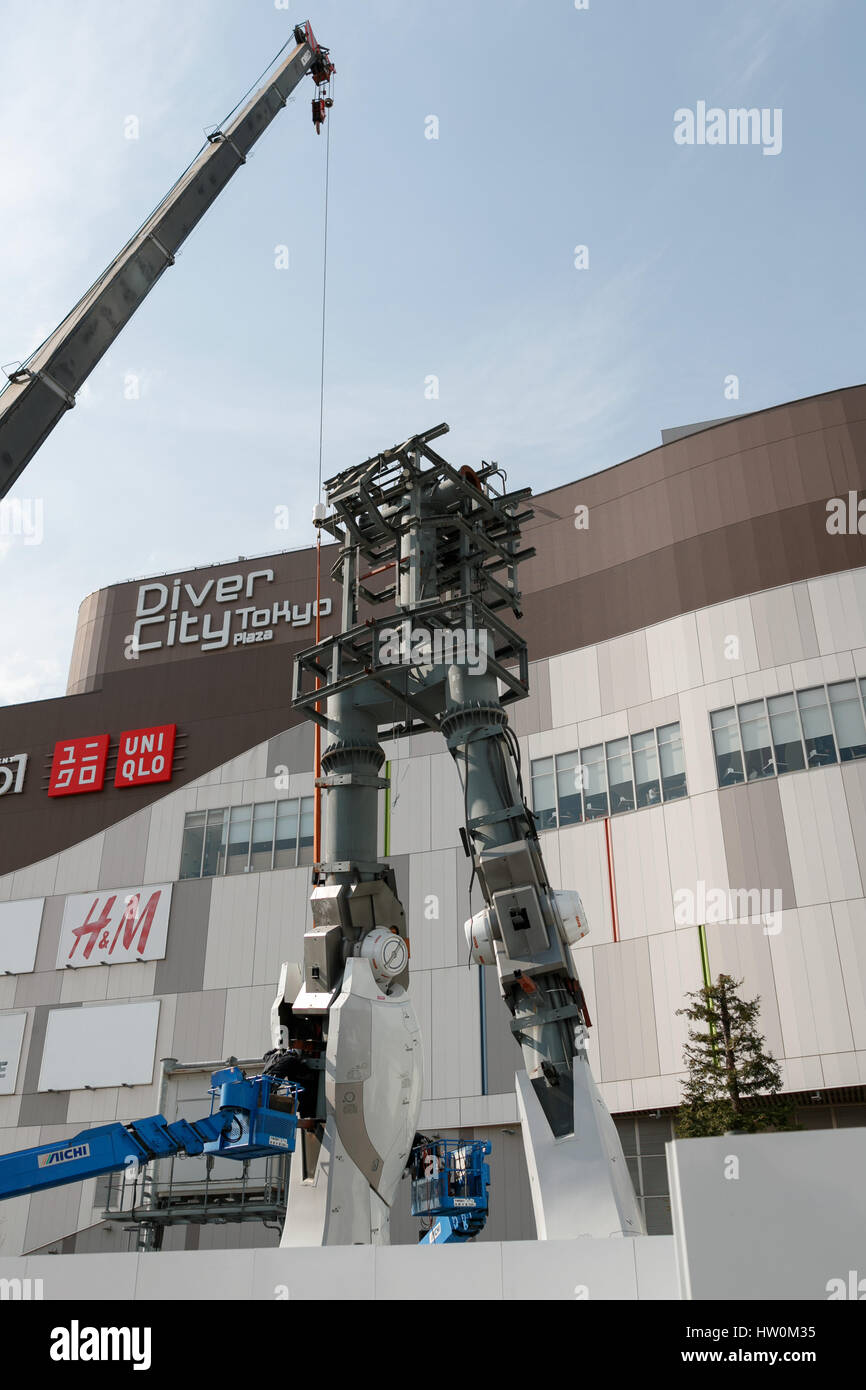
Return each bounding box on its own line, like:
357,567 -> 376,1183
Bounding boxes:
322,688 -> 384,875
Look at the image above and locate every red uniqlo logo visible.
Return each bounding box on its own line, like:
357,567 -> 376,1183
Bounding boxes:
48,735 -> 110,797
114,724 -> 176,787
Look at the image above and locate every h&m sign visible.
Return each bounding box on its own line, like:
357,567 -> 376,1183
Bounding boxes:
57,883 -> 173,968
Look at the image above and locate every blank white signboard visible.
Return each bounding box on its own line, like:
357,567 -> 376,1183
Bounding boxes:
0,899 -> 44,974
0,1013 -> 27,1094
38,999 -> 161,1091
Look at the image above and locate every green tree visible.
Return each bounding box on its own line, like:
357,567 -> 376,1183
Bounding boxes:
675,973 -> 796,1137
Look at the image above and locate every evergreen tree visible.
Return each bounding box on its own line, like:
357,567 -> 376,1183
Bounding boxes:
675,973 -> 796,1137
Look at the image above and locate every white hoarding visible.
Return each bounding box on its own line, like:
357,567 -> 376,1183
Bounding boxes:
0,1013 -> 27,1094
56,884 -> 172,969
38,999 -> 161,1091
0,898 -> 43,974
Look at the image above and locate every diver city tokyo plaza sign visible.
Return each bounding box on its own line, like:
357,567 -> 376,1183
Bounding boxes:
47,724 -> 177,797
128,567 -> 332,656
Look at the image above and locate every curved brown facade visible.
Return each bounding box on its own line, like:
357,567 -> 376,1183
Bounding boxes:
1,383 -> 865,876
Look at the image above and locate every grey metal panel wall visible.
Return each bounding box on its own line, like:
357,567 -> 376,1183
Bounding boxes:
266,723 -> 315,778
170,989 -> 228,1066
19,1091 -> 69,1128
717,780 -> 796,917
704,920 -> 785,1060
153,878 -> 213,995
593,938 -> 660,1083
15,971 -> 62,1008
841,761 -> 866,892
509,659 -> 552,737
483,964 -> 522,1095
32,897 -> 63,973
98,810 -> 152,890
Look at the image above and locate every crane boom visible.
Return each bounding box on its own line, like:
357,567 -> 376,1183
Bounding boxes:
0,22 -> 334,500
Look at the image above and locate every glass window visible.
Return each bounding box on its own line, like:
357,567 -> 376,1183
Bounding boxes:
531,756 -> 557,830
828,681 -> 866,762
298,796 -> 315,866
225,804 -> 252,875
657,722 -> 687,800
606,737 -> 634,814
251,801 -> 276,871
274,800 -> 299,869
555,749 -> 583,825
632,730 -> 662,807
711,708 -> 744,786
767,693 -> 806,774
737,700 -> 774,780
582,744 -> 608,819
643,1196 -> 673,1235
797,687 -> 837,767
180,811 -> 206,879
202,808 -> 227,877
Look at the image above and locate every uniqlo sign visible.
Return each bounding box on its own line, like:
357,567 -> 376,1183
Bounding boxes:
114,724 -> 176,787
48,735 -> 110,797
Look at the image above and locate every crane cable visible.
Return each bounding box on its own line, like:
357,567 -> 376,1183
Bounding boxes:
313,104 -> 332,866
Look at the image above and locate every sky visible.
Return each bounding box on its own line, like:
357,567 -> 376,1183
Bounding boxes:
0,0 -> 863,704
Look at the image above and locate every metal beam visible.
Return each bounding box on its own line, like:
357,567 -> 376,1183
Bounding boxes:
0,37 -> 316,499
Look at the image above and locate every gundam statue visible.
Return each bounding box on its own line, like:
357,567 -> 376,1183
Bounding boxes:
275,423 -> 643,1245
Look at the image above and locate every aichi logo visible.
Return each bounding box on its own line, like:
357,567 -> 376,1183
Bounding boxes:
38,1143 -> 90,1169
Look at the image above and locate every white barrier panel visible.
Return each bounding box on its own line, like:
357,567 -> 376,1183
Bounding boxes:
0,899 -> 43,975
0,1237 -> 679,1300
667,1130 -> 866,1300
0,1013 -> 27,1094
38,999 -> 161,1091
56,884 -> 172,969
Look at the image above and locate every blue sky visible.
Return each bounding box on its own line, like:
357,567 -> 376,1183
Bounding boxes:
1,0 -> 863,702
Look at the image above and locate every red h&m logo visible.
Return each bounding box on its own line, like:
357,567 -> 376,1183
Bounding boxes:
48,735 -> 110,797
115,724 -> 177,787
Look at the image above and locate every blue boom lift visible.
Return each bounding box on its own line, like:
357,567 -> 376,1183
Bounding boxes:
0,1071 -> 493,1246
410,1138 -> 492,1244
0,1068 -> 299,1201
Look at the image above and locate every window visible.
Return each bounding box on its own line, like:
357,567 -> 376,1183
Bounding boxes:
202,809 -> 227,877
711,708 -> 744,786
180,797 -> 312,879
613,1113 -> 673,1235
657,722 -> 687,800
530,756 -> 557,830
298,797 -> 315,866
737,700 -> 774,780
828,681 -> 866,761
180,811 -> 206,879
797,687 -> 837,767
555,750 -> 583,825
274,800 -> 299,869
767,693 -> 806,774
582,744 -> 608,820
606,737 -> 634,814
711,679 -> 866,787
251,802 -> 276,871
632,730 -> 661,807
226,805 -> 252,875
530,723 -> 684,830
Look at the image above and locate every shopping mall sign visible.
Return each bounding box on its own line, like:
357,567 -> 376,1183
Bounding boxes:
57,883 -> 173,967
48,725 -> 177,797
0,753 -> 28,796
128,568 -> 332,657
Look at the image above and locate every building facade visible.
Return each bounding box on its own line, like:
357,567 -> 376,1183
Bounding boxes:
1,384 -> 865,1255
